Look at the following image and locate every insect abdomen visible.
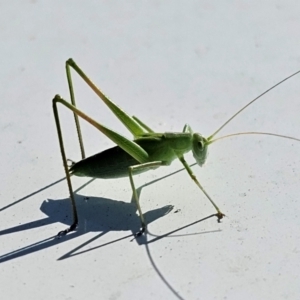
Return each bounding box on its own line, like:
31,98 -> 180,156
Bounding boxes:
69,146 -> 142,179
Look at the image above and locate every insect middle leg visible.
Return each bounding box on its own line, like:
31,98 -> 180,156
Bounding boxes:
128,161 -> 163,236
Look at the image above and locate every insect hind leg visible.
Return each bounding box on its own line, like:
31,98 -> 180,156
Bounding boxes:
53,97 -> 79,237
66,61 -> 86,159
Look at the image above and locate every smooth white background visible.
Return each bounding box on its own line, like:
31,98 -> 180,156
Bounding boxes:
1,1 -> 300,300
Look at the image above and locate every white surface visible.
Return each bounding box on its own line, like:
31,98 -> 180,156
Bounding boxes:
1,1 -> 300,300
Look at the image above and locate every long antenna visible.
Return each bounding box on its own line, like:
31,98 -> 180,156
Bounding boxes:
207,69 -> 300,141
208,132 -> 300,145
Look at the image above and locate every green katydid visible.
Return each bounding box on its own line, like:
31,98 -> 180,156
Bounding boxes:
53,59 -> 300,237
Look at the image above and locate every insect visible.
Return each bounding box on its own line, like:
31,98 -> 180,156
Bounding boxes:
53,59 -> 300,237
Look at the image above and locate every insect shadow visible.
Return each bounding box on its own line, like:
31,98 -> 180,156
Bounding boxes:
42,195 -> 174,237
0,196 -> 172,264
0,163 -> 217,263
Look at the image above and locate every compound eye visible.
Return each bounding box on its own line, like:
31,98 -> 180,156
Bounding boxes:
197,141 -> 204,149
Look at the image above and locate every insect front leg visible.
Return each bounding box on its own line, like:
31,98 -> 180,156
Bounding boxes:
178,156 -> 225,222
128,161 -> 163,237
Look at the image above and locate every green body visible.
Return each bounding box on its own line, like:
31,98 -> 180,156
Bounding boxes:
70,133 -> 200,178
52,59 -> 221,236
53,58 -> 300,236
